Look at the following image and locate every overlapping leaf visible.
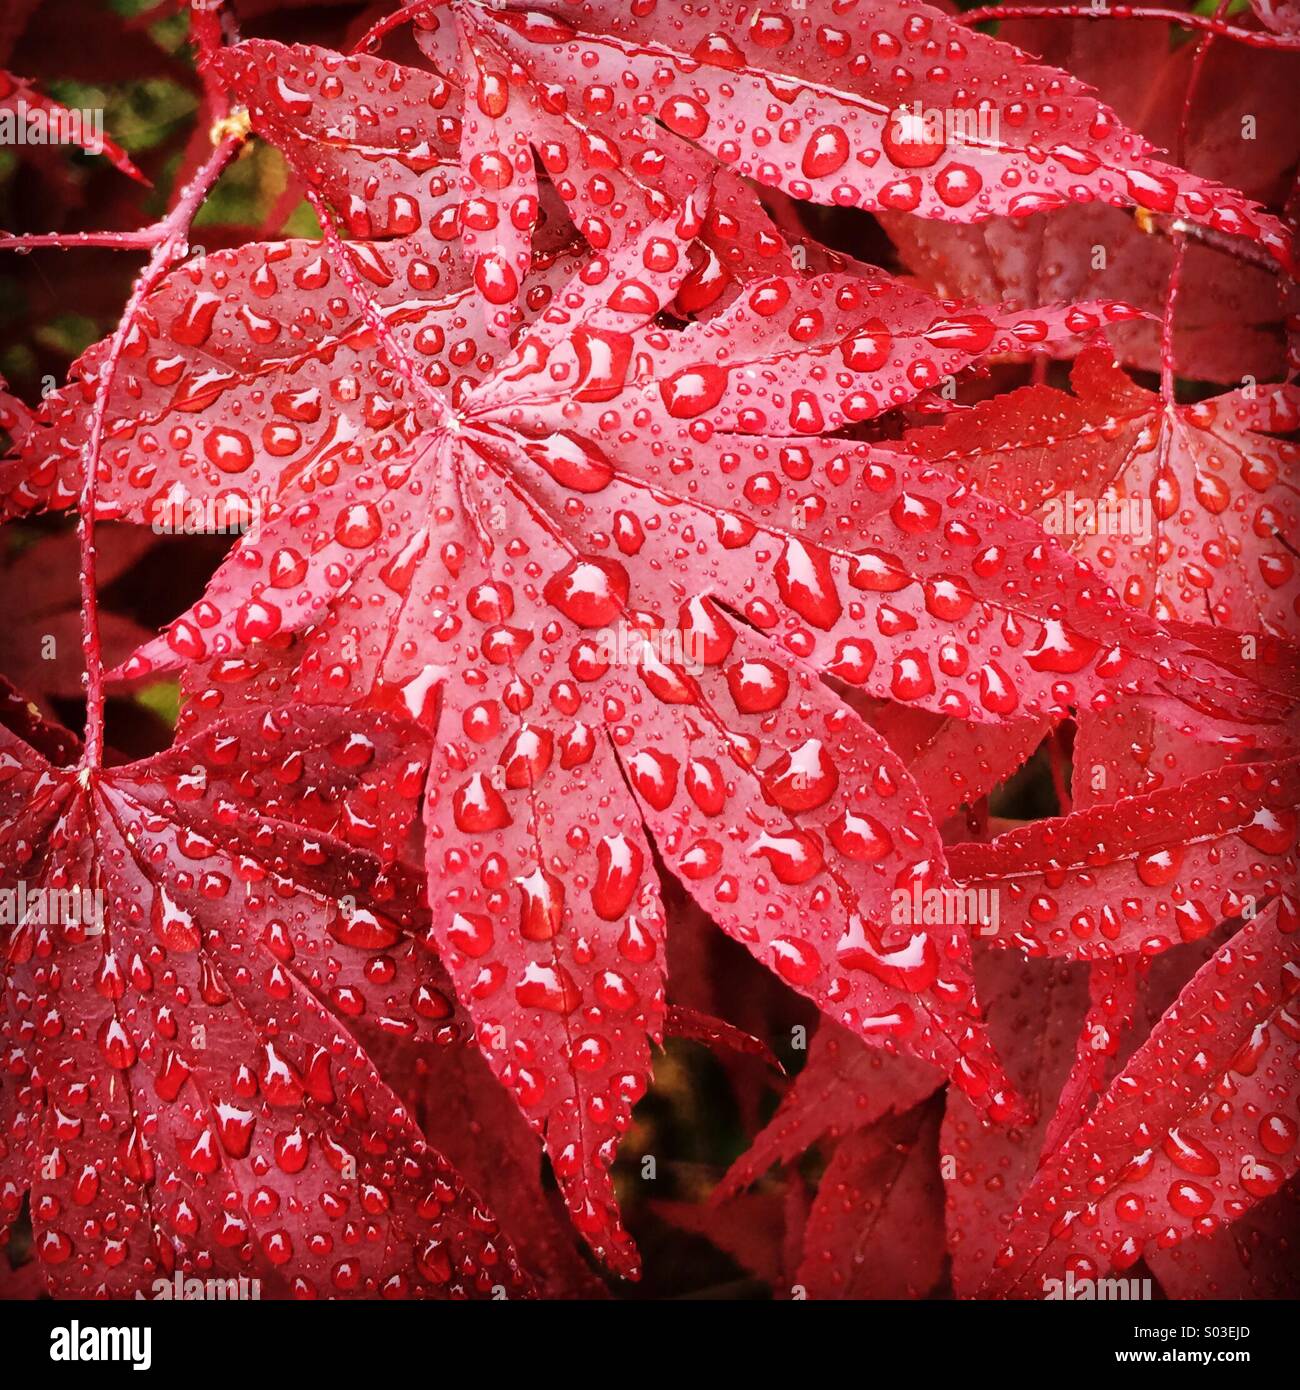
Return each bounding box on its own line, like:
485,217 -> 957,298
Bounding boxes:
422,0 -> 1297,330
79,183 -> 1291,1276
866,700 -> 1057,827
212,37 -> 802,339
3,0 -> 1298,1302
795,1102 -> 946,1300
0,704 -> 529,1298
908,350 -> 1300,641
882,21 -> 1300,385
714,1021 -> 939,1202
949,757 -> 1297,959
0,69 -> 146,184
942,949 -> 1095,1295
981,899 -> 1299,1296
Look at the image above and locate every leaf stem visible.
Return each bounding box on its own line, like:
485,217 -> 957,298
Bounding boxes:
1159,0 -> 1227,405
77,134 -> 245,769
189,0 -> 237,106
1138,212 -> 1283,274
0,228 -> 164,251
77,0 -> 248,768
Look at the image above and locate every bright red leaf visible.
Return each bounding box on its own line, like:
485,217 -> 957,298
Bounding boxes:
438,0 -> 1295,328
1,0 -> 1296,1307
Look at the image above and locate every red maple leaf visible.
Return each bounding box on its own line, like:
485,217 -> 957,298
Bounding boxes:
714,1020 -> 939,1202
89,195 -> 1290,1273
795,1101 -> 946,1299
0,702 -> 530,1298
0,70 -> 147,185
881,20 -> 1300,385
426,0 -> 1294,330
1,0 -> 1296,1307
949,757 -> 1298,958
980,897 -> 1299,1296
908,350 -> 1300,639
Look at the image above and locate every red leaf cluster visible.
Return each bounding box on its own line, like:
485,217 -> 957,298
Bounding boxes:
0,0 -> 1295,1301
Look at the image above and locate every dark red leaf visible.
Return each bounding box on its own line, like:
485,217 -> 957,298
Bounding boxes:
795,1103 -> 946,1300
949,758 -> 1297,959
980,899 -> 1300,1297
0,706 -> 531,1298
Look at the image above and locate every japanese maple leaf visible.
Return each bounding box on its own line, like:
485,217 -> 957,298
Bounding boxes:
412,17 -> 786,327
944,932 -> 1248,1296
886,201 -> 1292,387
949,757 -> 1297,959
1069,682 -> 1292,812
1038,954 -> 1144,1160
96,199 -> 1172,1271
205,42 -> 464,243
1041,693 -> 1296,1211
55,185 -> 1283,1273
980,897 -> 1299,1297
1060,619 -> 1299,840
717,953 -> 1125,1297
714,1020 -> 939,1202
0,703 -> 531,1299
941,948 -> 1096,1295
1146,1177 -> 1300,1299
110,233 -> 1285,737
0,70 -> 146,185
908,351 -> 1300,640
1,25 -> 799,530
681,1008 -> 935,1302
864,698 -> 1058,828
425,0 -> 1294,329
881,23 -> 1300,386
0,220 -> 693,528
651,1189 -> 795,1292
1043,661 -> 1291,1198
795,1101 -> 946,1300
1255,0 -> 1300,36
1057,638 -> 1297,1146
209,37 -> 804,340
394,1026 -> 608,1297
1118,931 -> 1297,1300
1,223 -> 1138,543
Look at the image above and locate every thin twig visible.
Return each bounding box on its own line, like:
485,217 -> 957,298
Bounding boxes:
1158,0 -> 1226,407
77,2 -> 247,767
1137,211 -> 1283,275
0,228 -> 164,251
189,0 -> 234,105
